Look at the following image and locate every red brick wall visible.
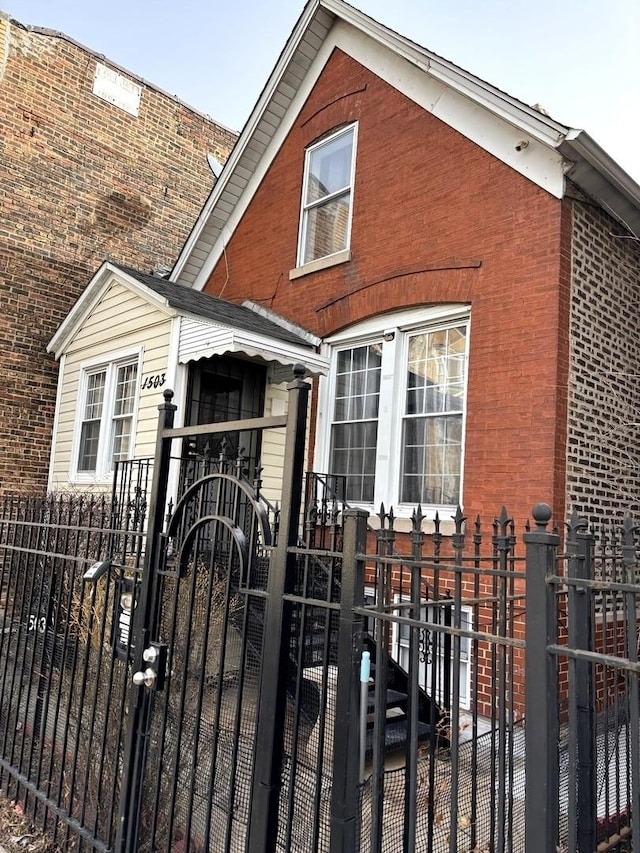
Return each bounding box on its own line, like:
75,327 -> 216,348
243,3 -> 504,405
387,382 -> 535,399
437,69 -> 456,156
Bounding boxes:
203,49 -> 568,526
0,14 -> 237,494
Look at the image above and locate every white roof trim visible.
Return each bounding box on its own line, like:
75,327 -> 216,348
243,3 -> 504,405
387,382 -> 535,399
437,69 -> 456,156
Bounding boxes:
178,316 -> 329,376
47,262 -> 176,359
171,0 -> 640,293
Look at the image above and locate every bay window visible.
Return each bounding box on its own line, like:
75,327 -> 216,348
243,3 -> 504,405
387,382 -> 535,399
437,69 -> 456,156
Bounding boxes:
318,307 -> 469,511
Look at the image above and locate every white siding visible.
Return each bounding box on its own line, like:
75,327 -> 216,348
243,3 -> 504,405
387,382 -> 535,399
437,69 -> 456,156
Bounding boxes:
50,280 -> 172,491
260,380 -> 313,512
261,383 -> 288,507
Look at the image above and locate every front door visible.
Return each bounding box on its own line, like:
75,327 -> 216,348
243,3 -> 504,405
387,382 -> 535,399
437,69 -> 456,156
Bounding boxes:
185,356 -> 266,476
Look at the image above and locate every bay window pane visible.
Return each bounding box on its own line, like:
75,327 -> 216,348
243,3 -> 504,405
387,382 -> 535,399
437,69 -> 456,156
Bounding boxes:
330,343 -> 382,502
406,326 -> 467,415
330,421 -> 377,503
401,414 -> 463,505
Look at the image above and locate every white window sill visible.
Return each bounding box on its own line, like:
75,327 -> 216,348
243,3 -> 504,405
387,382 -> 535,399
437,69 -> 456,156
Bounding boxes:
70,474 -> 114,486
289,249 -> 351,280
366,510 -> 459,536
337,504 -> 460,535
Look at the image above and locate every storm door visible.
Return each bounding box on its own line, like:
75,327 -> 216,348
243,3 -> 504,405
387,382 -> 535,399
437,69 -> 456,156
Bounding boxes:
184,356 -> 266,481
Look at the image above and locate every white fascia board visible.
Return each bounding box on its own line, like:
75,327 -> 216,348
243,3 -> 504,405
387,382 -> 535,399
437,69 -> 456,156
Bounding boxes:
113,270 -> 179,316
560,129 -> 640,237
171,0 -> 327,285
187,34 -> 338,292
47,262 -> 177,359
242,300 -> 322,345
47,261 -> 118,359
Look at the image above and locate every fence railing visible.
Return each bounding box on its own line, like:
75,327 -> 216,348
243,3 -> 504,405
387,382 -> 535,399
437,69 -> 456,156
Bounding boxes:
0,493 -> 145,850
526,505 -> 640,852
0,491 -> 639,851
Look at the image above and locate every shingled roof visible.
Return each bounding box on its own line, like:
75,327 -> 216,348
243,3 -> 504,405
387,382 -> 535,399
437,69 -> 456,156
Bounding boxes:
114,264 -> 314,348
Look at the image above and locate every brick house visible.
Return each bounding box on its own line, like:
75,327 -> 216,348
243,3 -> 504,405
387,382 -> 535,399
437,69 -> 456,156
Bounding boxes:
46,0 -> 640,539
0,12 -> 237,495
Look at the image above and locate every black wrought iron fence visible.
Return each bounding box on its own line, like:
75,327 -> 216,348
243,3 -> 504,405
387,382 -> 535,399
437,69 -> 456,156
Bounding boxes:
0,484 -> 640,853
526,505 -> 640,853
0,493 -> 145,851
345,505 -> 527,853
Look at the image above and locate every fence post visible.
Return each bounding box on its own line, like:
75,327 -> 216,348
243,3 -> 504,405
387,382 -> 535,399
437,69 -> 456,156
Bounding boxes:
248,366 -> 310,853
567,512 -> 596,853
116,389 -> 176,853
330,508 -> 368,853
524,503 -> 560,852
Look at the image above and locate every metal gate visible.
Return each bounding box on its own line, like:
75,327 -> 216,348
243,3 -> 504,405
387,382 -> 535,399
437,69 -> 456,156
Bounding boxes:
116,372 -> 311,853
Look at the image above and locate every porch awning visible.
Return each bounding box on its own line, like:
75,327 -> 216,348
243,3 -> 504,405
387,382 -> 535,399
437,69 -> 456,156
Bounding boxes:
178,317 -> 329,377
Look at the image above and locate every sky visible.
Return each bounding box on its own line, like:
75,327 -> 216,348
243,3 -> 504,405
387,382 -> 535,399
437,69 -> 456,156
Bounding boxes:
5,0 -> 640,183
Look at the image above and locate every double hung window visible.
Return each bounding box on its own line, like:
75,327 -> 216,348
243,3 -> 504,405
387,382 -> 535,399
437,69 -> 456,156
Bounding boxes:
319,307 -> 469,511
75,355 -> 140,479
298,125 -> 357,266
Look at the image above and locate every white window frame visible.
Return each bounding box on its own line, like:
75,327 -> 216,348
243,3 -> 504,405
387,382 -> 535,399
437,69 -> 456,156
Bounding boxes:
392,597 -> 472,711
296,123 -> 357,268
314,305 -> 470,517
70,347 -> 143,483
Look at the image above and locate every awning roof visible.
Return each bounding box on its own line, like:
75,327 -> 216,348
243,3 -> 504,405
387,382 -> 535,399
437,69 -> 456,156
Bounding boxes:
178,316 -> 329,377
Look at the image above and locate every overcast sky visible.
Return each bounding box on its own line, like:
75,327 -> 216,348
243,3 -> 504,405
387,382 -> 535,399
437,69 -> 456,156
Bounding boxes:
5,0 -> 640,183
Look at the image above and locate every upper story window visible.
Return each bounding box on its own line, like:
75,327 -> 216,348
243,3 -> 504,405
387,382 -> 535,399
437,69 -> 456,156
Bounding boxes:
316,307 -> 470,513
298,124 -> 357,267
74,352 -> 141,480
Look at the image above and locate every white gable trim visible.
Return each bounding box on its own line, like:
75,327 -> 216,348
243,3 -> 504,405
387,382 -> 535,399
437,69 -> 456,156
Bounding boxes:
47,262 -> 176,360
172,0 -> 640,294
331,23 -> 566,196
174,9 -> 567,293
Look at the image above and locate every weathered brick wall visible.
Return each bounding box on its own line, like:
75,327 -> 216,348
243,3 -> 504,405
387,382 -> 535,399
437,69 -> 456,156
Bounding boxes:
567,197 -> 640,523
203,48 -> 569,527
0,14 -> 237,494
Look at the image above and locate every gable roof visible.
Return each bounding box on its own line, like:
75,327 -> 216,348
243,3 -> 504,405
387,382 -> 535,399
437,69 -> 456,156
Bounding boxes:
171,0 -> 640,291
47,262 -> 328,375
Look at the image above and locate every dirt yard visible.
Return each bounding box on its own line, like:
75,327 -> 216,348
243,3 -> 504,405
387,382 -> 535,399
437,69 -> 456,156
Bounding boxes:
0,798 -> 62,853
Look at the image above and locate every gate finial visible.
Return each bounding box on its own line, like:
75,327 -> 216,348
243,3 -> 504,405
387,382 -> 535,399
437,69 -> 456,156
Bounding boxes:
531,503 -> 552,531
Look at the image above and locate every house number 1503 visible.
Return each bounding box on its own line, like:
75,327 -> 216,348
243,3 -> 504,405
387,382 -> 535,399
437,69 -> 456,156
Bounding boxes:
140,373 -> 166,391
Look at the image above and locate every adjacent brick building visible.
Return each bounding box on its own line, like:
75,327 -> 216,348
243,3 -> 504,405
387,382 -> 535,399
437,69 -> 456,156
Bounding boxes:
0,12 -> 237,494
